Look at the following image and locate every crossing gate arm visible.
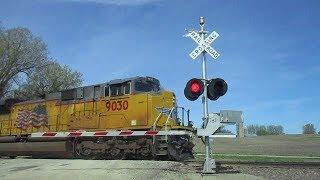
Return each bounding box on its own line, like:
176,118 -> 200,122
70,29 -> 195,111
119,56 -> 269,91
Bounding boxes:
31,130 -> 194,138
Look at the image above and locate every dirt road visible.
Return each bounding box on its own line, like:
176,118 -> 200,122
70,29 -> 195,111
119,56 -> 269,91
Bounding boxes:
232,164 -> 320,180
0,158 -> 262,180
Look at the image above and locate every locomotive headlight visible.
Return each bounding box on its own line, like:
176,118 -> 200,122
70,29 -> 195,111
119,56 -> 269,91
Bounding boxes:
131,120 -> 137,126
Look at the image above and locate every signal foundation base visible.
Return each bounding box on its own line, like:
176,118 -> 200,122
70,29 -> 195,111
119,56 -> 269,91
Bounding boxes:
202,157 -> 216,174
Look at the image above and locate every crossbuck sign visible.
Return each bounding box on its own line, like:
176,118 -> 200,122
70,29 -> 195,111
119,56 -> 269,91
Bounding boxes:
187,30 -> 220,59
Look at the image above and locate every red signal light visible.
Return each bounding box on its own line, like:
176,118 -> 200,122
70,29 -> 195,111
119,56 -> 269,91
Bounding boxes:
184,78 -> 204,101
190,81 -> 202,93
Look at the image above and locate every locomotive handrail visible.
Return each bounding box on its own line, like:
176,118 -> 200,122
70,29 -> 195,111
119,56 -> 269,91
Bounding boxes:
181,107 -> 185,126
153,106 -> 191,131
153,110 -> 163,130
176,106 -> 187,126
164,107 -> 176,131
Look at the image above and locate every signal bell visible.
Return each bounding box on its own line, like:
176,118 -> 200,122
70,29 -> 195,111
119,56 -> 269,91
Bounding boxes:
184,78 -> 228,101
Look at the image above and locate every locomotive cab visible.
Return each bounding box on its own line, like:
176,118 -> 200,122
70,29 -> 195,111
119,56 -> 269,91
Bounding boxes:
98,76 -> 187,131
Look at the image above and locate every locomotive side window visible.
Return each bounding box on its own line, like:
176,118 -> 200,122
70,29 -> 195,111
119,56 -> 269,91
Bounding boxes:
123,82 -> 131,95
61,89 -> 77,100
110,85 -> 121,96
94,85 -> 100,99
109,82 -> 131,97
104,86 -> 109,97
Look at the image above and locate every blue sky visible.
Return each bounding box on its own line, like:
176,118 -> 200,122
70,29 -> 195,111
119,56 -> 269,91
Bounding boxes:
1,0 -> 319,133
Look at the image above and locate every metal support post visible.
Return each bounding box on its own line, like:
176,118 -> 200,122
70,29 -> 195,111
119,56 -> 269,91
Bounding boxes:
185,16 -> 222,174
199,17 -> 216,174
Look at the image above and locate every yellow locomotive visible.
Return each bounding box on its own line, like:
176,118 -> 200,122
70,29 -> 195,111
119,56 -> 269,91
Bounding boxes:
0,76 -> 194,160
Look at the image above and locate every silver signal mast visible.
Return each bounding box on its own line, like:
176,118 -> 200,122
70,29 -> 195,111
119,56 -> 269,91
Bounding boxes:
185,17 -> 221,174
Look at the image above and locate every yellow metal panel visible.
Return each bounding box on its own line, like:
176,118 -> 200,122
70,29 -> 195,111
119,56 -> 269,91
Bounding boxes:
0,88 -> 182,136
0,118 -> 11,135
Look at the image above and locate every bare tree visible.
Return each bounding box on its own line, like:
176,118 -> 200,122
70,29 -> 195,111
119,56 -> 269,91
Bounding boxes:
14,60 -> 83,99
0,27 -> 47,98
303,123 -> 316,134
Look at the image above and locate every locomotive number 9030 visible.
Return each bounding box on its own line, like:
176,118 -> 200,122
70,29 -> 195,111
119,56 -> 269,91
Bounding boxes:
106,100 -> 129,111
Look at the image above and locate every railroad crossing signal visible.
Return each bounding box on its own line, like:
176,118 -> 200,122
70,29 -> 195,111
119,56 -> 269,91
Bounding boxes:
184,78 -> 228,101
186,30 -> 220,59
184,17 -> 225,174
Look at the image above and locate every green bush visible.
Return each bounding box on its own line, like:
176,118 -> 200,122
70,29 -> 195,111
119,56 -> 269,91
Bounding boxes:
256,129 -> 269,136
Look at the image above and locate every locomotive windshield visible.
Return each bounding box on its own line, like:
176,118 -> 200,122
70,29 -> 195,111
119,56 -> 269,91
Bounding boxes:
134,78 -> 160,93
105,77 -> 161,97
135,82 -> 159,92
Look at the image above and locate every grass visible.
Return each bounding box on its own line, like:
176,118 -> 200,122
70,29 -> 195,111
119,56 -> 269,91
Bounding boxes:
193,134 -> 320,157
193,153 -> 320,164
192,135 -> 320,164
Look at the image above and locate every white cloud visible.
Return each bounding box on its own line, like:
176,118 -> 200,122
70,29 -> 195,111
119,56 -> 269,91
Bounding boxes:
67,0 -> 160,5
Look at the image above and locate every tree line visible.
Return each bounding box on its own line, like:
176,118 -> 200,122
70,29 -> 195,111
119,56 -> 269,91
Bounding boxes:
247,123 -> 319,136
0,23 -> 82,101
247,125 -> 284,136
